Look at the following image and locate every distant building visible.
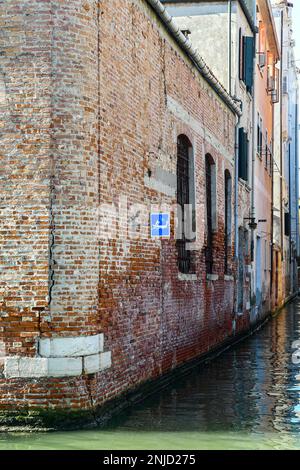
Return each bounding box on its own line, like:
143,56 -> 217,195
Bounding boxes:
272,0 -> 299,306
254,0 -> 280,317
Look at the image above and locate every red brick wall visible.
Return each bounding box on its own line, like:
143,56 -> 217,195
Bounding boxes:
95,0 -> 247,406
0,0 -> 253,421
0,0 -> 52,357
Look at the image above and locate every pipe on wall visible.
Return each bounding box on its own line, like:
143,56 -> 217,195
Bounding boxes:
234,115 -> 241,262
280,9 -> 284,261
228,0 -> 232,95
250,30 -> 257,262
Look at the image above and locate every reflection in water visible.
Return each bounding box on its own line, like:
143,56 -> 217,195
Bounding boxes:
1,299 -> 300,450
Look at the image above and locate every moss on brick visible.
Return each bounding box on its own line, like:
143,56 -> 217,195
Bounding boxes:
0,408 -> 97,432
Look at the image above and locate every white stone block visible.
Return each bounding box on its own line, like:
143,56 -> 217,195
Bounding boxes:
39,334 -> 103,358
4,357 -> 48,378
39,338 -> 51,357
99,333 -> 104,352
84,354 -> 100,375
4,357 -> 20,378
48,357 -> 83,377
18,357 -> 48,378
99,351 -> 112,370
206,274 -> 219,281
178,273 -> 197,281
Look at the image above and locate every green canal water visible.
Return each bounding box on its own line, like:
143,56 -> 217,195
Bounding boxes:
1,299 -> 300,450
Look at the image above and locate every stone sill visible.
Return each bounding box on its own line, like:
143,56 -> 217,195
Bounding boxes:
206,274 -> 219,281
178,273 -> 198,281
238,179 -> 251,192
224,275 -> 234,281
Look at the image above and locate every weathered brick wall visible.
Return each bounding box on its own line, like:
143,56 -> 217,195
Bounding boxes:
0,0 -> 52,357
0,0 -> 104,418
0,0 -> 253,426
95,0 -> 244,405
41,0 -> 100,337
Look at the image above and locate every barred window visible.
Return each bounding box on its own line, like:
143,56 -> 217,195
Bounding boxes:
224,170 -> 232,274
177,135 -> 193,274
206,154 -> 216,274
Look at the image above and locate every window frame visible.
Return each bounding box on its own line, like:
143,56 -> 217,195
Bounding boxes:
176,135 -> 195,274
205,154 -> 216,274
224,170 -> 232,275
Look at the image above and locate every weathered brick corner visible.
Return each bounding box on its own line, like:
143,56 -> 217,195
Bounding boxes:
0,0 -> 256,430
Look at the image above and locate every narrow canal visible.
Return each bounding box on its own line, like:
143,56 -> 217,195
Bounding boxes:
1,298 -> 300,450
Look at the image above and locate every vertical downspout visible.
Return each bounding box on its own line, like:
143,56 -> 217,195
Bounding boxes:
233,0 -> 239,264
234,116 -> 241,261
271,91 -> 275,306
228,0 -> 232,95
232,0 -> 239,317
280,10 -> 284,262
251,42 -> 257,228
296,100 -> 299,260
289,142 -> 292,267
296,99 -> 299,293
249,9 -> 257,317
234,115 -> 241,317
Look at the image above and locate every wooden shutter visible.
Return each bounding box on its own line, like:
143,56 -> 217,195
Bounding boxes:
239,28 -> 244,81
243,36 -> 254,93
238,128 -> 248,182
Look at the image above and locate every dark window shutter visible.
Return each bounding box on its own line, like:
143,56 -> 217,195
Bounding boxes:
245,133 -> 249,180
238,128 -> 243,179
243,36 -> 254,93
239,128 -> 248,182
284,212 -> 290,237
239,28 -> 244,81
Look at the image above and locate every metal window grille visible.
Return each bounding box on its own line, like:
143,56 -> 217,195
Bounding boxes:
206,156 -> 213,273
224,172 -> 231,275
177,136 -> 191,274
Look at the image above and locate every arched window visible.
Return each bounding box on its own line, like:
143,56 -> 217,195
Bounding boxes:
224,170 -> 232,274
177,135 -> 195,274
205,154 -> 216,274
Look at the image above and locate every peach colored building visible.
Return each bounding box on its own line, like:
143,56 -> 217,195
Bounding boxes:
253,0 -> 280,316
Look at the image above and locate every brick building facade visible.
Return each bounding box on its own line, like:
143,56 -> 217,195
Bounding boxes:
0,0 -> 268,429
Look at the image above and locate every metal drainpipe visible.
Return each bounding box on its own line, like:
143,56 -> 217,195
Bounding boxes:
234,115 -> 241,262
271,81 -> 275,305
296,99 -> 299,259
234,113 -> 241,317
280,9 -> 284,261
295,99 -> 299,292
289,141 -> 292,269
251,31 -> 257,264
228,0 -> 232,95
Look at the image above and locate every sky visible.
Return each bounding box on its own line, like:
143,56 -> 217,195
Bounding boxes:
292,2 -> 300,187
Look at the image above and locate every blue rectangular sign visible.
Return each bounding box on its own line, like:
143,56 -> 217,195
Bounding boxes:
150,213 -> 170,238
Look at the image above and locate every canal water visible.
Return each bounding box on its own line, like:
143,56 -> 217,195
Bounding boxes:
1,299 -> 300,450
